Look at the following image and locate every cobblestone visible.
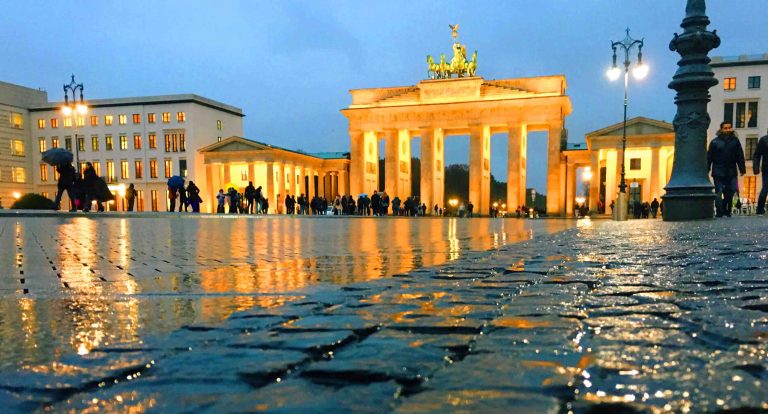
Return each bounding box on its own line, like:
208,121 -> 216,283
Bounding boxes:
0,217 -> 767,412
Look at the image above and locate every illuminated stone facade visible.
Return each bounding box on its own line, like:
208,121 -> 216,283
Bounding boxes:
342,76 -> 573,215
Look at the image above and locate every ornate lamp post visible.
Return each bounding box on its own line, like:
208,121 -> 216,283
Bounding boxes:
662,0 -> 719,221
607,29 -> 648,221
61,75 -> 88,171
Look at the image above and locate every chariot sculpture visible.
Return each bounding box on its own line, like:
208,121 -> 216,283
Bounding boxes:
426,24 -> 477,79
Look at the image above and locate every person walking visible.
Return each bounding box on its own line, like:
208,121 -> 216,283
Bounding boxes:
53,163 -> 76,211
125,183 -> 137,212
467,201 -> 474,218
168,186 -> 178,212
707,121 -> 746,217
650,198 -> 660,218
82,162 -> 103,212
255,186 -> 263,214
752,129 -> 768,215
187,181 -> 201,213
244,182 -> 256,214
216,189 -> 226,214
178,184 -> 188,212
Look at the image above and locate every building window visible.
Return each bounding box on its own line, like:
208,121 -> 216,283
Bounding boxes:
164,159 -> 172,178
149,133 -> 157,149
179,133 -> 186,152
748,76 -> 761,89
134,134 -> 142,149
105,135 -> 114,150
51,118 -> 59,128
42,191 -> 49,199
724,103 -> 734,125
105,115 -> 113,126
150,159 -> 158,178
148,113 -> 156,124
76,116 -> 85,127
79,162 -> 87,173
748,102 -> 758,128
217,136 -> 222,142
162,112 -> 171,123
65,137 -> 72,151
10,112 -> 23,129
134,160 -> 143,179
121,160 -> 129,179
723,77 -> 736,91
12,167 -> 26,183
92,161 -> 100,177
64,118 -> 73,128
38,138 -> 46,153
51,137 -> 59,148
736,102 -> 746,128
150,190 -> 158,211
172,133 -> 178,152
91,135 -> 99,151
629,158 -> 641,170
164,134 -> 171,152
10,140 -> 25,156
132,114 -> 141,124
119,114 -> 127,125
177,112 -> 186,122
120,134 -> 128,150
90,116 -> 98,126
241,169 -> 247,181
137,190 -> 145,211
105,160 -> 115,183
744,176 -> 757,203
217,120 -> 222,130
77,135 -> 85,152
37,119 -> 45,129
40,164 -> 48,182
179,159 -> 187,178
745,136 -> 758,159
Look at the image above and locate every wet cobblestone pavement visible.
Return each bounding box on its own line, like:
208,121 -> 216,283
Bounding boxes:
1,217 -> 767,413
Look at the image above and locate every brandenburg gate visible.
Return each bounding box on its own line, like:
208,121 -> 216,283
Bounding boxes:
341,27 -> 572,215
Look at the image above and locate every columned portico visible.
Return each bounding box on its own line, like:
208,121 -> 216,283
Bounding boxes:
507,123 -> 526,211
342,75 -> 572,216
469,125 -> 491,215
384,129 -> 411,198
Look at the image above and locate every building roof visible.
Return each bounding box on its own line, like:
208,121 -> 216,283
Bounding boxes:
711,54 -> 768,68
586,116 -> 673,137
30,93 -> 244,117
199,136 -> 349,160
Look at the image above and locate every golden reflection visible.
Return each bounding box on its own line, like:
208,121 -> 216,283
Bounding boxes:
2,216 -> 574,370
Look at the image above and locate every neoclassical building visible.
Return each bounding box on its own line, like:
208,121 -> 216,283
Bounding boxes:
563,117 -> 675,215
342,76 -> 572,215
198,136 -> 349,213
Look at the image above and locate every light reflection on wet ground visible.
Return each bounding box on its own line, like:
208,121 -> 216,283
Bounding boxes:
0,216 -> 572,371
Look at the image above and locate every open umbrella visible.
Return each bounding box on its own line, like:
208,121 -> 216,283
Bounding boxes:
41,148 -> 73,166
358,193 -> 368,198
167,175 -> 185,189
223,182 -> 240,192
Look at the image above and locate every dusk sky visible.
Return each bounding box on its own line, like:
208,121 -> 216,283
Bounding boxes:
2,1 -> 766,192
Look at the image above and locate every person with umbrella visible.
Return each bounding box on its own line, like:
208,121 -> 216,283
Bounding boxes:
166,176 -> 185,212
42,148 -> 76,211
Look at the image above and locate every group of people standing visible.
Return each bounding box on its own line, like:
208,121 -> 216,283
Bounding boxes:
216,182 -> 269,214
165,182 -> 203,213
54,162 -> 113,212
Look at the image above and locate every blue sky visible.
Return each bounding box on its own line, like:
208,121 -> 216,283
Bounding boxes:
1,1 -> 765,192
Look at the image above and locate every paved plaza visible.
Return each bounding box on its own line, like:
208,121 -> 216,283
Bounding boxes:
0,215 -> 767,413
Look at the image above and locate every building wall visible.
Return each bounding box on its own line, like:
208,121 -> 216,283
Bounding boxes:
30,100 -> 243,211
0,82 -> 47,206
710,57 -> 768,202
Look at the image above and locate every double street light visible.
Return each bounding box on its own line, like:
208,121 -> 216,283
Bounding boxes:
61,75 -> 88,170
607,29 -> 648,221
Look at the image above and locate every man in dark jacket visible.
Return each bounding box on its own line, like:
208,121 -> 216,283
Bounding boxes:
752,130 -> 768,215
54,163 -> 76,211
707,122 -> 746,217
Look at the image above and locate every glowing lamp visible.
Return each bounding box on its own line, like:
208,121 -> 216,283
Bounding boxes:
607,66 -> 621,81
632,64 -> 649,80
61,106 -> 72,116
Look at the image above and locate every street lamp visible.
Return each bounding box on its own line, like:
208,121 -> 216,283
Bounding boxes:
607,28 -> 647,221
62,75 -> 88,171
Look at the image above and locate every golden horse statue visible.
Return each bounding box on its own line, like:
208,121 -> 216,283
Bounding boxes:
466,50 -> 478,77
427,54 -> 450,79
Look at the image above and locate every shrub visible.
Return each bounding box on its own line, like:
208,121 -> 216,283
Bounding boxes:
11,193 -> 55,210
